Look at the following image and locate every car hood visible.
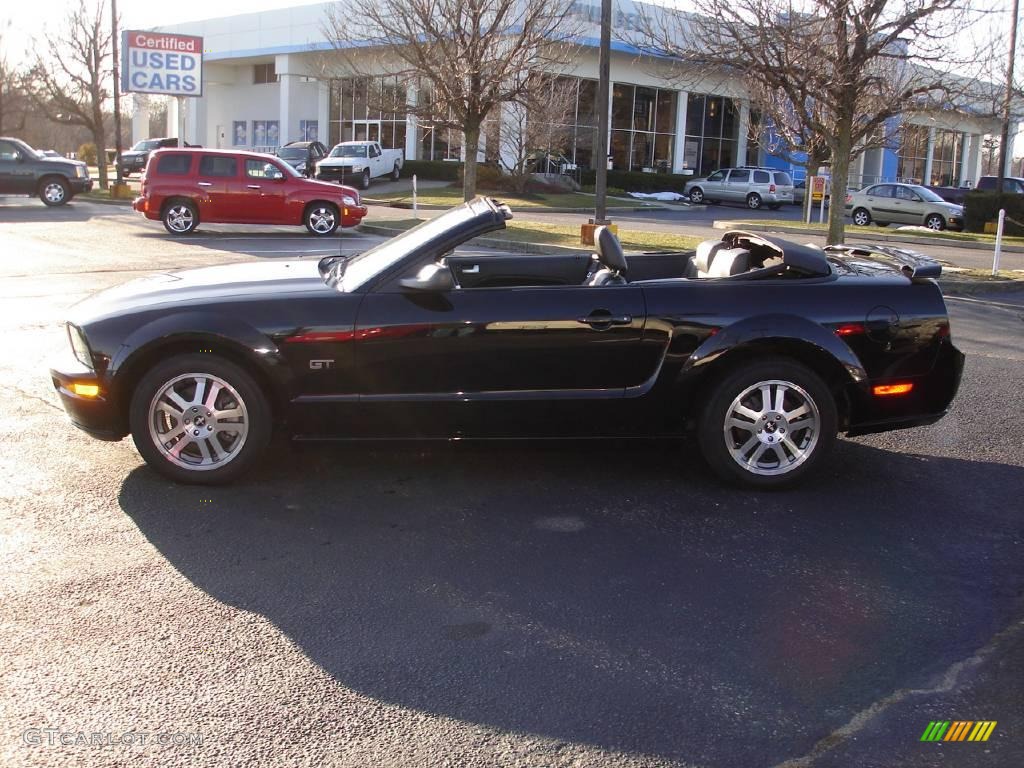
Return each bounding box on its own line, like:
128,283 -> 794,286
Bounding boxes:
69,260 -> 331,323
120,150 -> 147,158
297,177 -> 360,196
41,156 -> 87,170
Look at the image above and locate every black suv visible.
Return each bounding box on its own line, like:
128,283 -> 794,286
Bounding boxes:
275,140 -> 328,177
117,137 -> 197,177
0,137 -> 92,205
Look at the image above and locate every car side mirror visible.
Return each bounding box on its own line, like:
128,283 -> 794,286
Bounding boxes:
399,263 -> 455,292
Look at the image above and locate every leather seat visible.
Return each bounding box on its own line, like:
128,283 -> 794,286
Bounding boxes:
693,239 -> 751,278
585,226 -> 629,286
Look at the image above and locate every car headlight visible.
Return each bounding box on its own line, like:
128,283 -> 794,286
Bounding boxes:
76,166 -> 86,178
341,195 -> 358,207
352,164 -> 363,172
67,323 -> 93,368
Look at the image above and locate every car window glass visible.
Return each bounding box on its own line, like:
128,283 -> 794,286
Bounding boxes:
156,154 -> 192,175
198,156 -> 238,177
728,169 -> 750,182
0,140 -> 20,160
776,172 -> 793,186
753,170 -> 769,183
707,170 -> 726,182
369,145 -> 381,158
870,185 -> 892,198
246,159 -> 284,179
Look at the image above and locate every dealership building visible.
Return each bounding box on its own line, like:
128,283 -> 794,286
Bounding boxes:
138,0 -> 1019,186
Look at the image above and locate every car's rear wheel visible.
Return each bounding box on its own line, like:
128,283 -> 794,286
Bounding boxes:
162,200 -> 198,234
852,207 -> 872,226
924,213 -> 946,231
304,202 -> 339,236
746,193 -> 762,210
39,177 -> 70,206
697,358 -> 836,488
688,187 -> 705,204
129,354 -> 271,485
360,169 -> 371,190
390,163 -> 401,181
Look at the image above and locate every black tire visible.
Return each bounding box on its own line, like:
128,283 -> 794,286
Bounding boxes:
129,353 -> 272,485
162,199 -> 199,234
688,187 -> 705,204
875,221 -> 889,227
390,163 -> 401,181
852,207 -> 872,226
39,176 -> 70,206
746,193 -> 762,210
304,202 -> 340,236
696,358 -> 837,489
924,213 -> 946,231
360,169 -> 371,190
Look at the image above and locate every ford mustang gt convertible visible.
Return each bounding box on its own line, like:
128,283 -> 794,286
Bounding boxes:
50,197 -> 964,488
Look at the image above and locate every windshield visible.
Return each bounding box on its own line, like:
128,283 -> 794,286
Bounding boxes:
338,203 -> 479,292
131,140 -> 160,151
910,185 -> 946,203
330,145 -> 368,158
277,147 -> 305,160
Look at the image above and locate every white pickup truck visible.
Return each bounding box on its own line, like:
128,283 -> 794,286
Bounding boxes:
315,141 -> 403,189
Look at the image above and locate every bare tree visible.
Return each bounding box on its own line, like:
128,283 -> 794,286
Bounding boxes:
0,20 -> 29,134
641,0 -> 989,243
25,0 -> 112,188
323,0 -> 581,200
493,75 -> 578,192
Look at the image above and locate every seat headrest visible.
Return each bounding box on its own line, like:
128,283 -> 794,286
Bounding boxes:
694,239 -> 726,273
704,247 -> 751,277
595,226 -> 628,274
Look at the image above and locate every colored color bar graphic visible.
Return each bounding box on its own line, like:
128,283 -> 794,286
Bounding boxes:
921,720 -> 996,742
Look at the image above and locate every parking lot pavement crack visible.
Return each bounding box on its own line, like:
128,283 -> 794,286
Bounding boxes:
14,387 -> 63,415
768,616 -> 1024,768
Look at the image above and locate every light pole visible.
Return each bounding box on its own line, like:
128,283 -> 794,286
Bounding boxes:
111,0 -> 124,187
997,0 -> 1019,188
593,0 -> 611,225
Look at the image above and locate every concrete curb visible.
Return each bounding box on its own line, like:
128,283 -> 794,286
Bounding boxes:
364,199 -> 664,214
78,195 -> 133,206
938,279 -> 1024,297
712,220 -> 1024,254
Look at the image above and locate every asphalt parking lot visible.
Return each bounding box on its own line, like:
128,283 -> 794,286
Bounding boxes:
1,198 -> 1022,768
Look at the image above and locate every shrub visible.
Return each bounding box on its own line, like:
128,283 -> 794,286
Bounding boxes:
77,143 -> 98,166
577,169 -> 694,193
458,163 -> 504,188
399,160 -> 463,181
963,192 -> 1024,236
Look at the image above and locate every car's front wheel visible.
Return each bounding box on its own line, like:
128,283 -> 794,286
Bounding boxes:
688,187 -> 705,204
924,213 -> 946,231
391,163 -> 401,181
305,202 -> 340,236
129,354 -> 272,484
746,193 -> 762,210
39,177 -> 70,206
697,358 -> 837,488
852,207 -> 872,226
162,200 -> 198,234
360,169 -> 371,190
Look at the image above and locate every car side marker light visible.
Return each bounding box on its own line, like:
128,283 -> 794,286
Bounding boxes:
873,383 -> 914,396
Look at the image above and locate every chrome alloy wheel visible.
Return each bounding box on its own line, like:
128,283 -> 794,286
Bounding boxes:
148,373 -> 249,471
43,181 -> 67,204
722,379 -> 820,476
165,204 -> 195,233
307,206 -> 337,233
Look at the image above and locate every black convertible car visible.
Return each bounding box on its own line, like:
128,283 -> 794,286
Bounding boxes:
50,197 -> 964,488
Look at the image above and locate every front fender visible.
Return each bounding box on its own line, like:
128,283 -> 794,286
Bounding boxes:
680,313 -> 867,383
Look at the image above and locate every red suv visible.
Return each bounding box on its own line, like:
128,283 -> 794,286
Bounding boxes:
133,148 -> 367,236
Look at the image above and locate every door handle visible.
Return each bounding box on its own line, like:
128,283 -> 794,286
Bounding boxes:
246,184 -> 261,189
460,265 -> 480,273
577,311 -> 632,328
197,181 -> 213,187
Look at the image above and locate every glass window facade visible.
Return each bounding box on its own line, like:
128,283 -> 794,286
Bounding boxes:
897,123 -> 929,183
683,94 -> 740,176
609,83 -> 676,171
328,76 -> 408,152
930,128 -> 961,186
896,123 -> 962,185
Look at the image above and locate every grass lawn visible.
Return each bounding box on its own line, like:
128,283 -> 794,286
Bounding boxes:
370,187 -> 638,210
741,219 -> 1024,247
374,219 -> 702,252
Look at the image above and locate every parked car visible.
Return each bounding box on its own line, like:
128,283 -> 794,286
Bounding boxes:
275,140 -> 328,177
316,141 -> 403,189
38,149 -> 62,158
117,137 -> 197,177
845,183 -> 964,231
132,148 -> 367,235
51,197 -> 964,489
0,136 -> 92,205
927,176 -> 1024,205
684,167 -> 794,209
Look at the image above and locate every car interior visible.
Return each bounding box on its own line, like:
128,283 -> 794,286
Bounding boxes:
446,228 -> 831,290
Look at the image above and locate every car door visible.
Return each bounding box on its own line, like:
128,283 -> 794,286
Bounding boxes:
701,169 -> 727,200
893,185 -> 925,223
233,158 -> 290,223
864,184 -> 897,221
195,155 -> 240,222
351,266 -> 656,437
725,169 -> 751,202
0,140 -> 35,194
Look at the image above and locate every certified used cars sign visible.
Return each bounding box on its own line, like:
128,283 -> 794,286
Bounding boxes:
121,31 -> 203,97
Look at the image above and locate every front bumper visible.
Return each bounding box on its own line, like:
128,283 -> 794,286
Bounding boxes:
49,356 -> 126,441
342,204 -> 368,227
70,178 -> 93,194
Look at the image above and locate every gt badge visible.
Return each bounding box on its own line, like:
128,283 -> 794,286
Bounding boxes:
309,359 -> 335,370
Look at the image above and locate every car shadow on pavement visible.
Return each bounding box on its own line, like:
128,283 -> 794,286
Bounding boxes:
0,199 -> 119,223
117,439 -> 1024,766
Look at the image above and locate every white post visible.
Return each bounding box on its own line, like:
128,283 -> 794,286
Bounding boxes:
819,178 -> 827,223
992,208 -> 1006,275
805,176 -> 814,225
413,174 -> 418,219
